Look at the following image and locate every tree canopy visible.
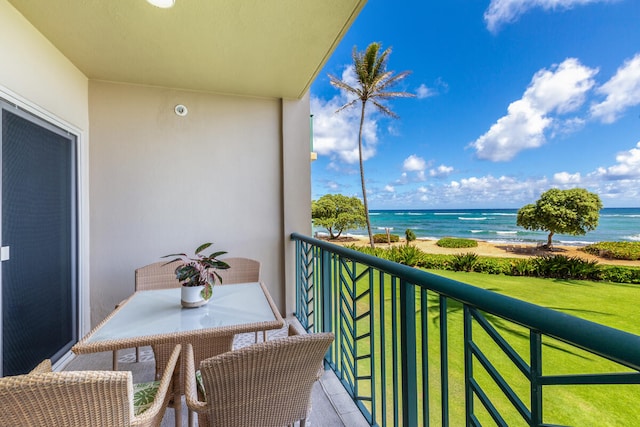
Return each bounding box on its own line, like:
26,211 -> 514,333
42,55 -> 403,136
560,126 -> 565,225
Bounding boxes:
516,188 -> 603,248
312,194 -> 366,239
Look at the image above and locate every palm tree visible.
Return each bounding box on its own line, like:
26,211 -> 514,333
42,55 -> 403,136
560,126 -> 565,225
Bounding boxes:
329,42 -> 414,248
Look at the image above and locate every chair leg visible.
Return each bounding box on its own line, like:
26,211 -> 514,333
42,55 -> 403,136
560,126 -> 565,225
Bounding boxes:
112,350 -> 118,370
173,397 -> 182,427
300,418 -> 306,427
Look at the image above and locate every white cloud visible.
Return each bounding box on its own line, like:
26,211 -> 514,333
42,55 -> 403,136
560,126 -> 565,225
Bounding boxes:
384,185 -> 395,193
430,164 -> 454,177
470,58 -> 597,161
403,155 -> 427,172
416,84 -> 436,99
370,141 -> 640,208
553,171 -> 582,184
416,78 -> 449,99
400,155 -> 429,182
590,54 -> 640,123
484,0 -> 617,33
594,142 -> 640,179
525,58 -> 596,113
311,66 -> 379,164
438,175 -> 547,204
551,117 -> 587,137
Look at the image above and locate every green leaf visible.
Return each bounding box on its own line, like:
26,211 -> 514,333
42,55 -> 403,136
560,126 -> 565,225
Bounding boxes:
207,250 -> 228,259
195,242 -> 212,254
161,253 -> 187,259
200,283 -> 213,300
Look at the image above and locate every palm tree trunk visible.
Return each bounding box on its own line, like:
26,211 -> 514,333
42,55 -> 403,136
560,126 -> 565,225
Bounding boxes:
357,102 -> 374,248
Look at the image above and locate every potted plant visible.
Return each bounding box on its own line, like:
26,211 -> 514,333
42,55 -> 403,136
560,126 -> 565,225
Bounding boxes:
163,242 -> 230,308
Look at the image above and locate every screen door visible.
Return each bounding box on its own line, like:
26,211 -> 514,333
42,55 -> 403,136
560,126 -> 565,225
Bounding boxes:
1,102 -> 78,376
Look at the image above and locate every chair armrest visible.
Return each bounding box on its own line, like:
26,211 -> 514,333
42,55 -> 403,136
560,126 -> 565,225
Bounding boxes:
131,343 -> 181,426
29,359 -> 52,374
184,343 -> 208,414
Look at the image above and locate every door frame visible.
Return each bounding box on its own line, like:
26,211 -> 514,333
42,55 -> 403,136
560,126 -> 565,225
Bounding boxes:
0,85 -> 89,372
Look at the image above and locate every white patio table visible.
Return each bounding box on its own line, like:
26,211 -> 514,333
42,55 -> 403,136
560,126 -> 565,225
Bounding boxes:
72,282 -> 284,427
73,282 -> 283,355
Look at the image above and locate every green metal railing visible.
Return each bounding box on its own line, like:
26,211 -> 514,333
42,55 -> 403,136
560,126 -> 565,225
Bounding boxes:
292,233 -> 640,426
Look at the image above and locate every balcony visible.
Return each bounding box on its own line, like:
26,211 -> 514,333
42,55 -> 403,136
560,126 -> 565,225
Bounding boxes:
292,233 -> 640,426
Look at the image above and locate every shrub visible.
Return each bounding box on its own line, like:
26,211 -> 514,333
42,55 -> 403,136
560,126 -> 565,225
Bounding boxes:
601,266 -> 640,284
437,238 -> 478,248
510,259 -> 535,276
343,244 -> 390,260
532,255 -> 602,280
373,233 -> 400,244
450,252 -> 479,272
474,257 -> 510,275
582,242 -> 640,261
421,254 -> 454,270
342,243 -> 640,284
388,245 -> 425,267
567,258 -> 602,281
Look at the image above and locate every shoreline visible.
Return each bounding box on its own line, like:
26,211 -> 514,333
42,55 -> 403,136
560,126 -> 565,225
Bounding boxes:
325,235 -> 640,267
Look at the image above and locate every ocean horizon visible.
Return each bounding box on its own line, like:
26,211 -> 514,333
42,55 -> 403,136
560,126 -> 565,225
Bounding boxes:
314,207 -> 640,246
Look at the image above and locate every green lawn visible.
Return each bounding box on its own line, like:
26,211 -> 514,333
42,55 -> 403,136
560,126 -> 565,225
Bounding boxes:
340,269 -> 640,426
428,270 -> 640,336
423,270 -> 640,426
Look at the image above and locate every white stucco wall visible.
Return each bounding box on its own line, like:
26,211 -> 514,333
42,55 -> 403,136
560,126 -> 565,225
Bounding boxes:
0,0 -> 90,334
0,0 -> 88,128
89,82 -> 310,325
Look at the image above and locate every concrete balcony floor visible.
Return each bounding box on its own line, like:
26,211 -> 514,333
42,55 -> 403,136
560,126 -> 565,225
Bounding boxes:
63,318 -> 368,427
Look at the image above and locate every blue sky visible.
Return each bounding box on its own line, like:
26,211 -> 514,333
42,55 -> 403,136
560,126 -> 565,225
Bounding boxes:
310,0 -> 640,209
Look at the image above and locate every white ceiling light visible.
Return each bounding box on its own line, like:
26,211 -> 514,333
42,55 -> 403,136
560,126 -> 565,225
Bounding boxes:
147,0 -> 175,8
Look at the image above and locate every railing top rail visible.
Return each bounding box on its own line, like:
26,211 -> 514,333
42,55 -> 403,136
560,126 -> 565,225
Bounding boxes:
292,233 -> 640,371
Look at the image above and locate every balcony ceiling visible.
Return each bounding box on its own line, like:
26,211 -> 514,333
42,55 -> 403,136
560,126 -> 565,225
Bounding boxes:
8,0 -> 366,99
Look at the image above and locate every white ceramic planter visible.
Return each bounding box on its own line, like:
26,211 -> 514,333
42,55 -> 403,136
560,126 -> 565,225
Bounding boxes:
181,285 -> 209,308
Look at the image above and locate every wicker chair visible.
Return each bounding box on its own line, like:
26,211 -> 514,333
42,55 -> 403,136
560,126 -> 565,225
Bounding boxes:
135,260 -> 182,290
0,344 -> 181,427
217,257 -> 261,284
152,333 -> 235,427
113,260 -> 182,370
184,325 -> 334,427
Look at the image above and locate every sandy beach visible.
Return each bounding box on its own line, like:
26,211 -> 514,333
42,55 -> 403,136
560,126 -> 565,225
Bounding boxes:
330,236 -> 640,267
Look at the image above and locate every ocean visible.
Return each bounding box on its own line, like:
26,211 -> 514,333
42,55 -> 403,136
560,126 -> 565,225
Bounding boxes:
315,208 -> 640,246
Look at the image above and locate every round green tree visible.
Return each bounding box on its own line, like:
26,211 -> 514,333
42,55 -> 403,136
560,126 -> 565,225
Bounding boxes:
517,188 -> 603,248
312,194 -> 366,239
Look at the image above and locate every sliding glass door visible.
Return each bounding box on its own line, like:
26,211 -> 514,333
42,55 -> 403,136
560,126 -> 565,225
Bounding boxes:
1,101 -> 78,376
